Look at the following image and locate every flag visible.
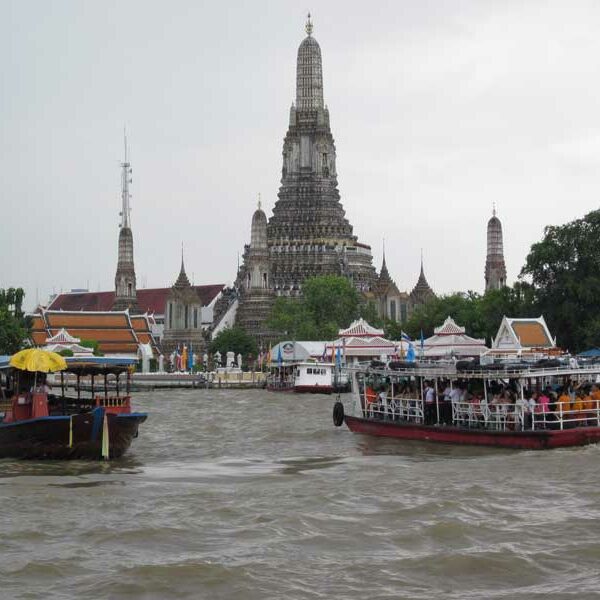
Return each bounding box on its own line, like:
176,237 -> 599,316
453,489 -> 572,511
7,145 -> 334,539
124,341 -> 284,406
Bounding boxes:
407,343 -> 415,362
420,330 -> 425,359
321,344 -> 327,362
267,342 -> 272,365
331,344 -> 336,364
401,331 -> 411,342
181,345 -> 188,371
336,345 -> 342,367
187,344 -> 194,371
277,345 -> 283,367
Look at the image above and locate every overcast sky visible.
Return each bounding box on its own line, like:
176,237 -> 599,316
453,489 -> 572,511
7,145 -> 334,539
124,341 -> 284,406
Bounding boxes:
3,1 -> 600,310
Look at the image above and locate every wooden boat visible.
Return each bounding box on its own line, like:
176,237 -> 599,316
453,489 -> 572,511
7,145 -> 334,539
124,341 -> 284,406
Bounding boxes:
333,360 -> 600,449
0,355 -> 147,459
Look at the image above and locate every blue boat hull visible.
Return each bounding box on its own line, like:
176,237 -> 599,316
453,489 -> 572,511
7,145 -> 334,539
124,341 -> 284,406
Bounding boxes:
0,411 -> 147,460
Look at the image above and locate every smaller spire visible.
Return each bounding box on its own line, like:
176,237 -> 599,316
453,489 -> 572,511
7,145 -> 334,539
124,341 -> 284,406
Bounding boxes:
258,192 -> 262,211
492,201 -> 497,217
305,12 -> 313,36
420,248 -> 424,277
174,243 -> 191,288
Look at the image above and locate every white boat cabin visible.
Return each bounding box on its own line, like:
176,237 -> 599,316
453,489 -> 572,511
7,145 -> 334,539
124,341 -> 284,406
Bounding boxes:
294,362 -> 334,393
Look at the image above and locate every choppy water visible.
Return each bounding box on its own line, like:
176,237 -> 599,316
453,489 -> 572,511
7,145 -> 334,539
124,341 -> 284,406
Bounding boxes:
1,390 -> 600,599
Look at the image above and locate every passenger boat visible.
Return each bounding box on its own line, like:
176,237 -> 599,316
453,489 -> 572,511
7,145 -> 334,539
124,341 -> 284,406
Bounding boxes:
332,360 -> 600,449
0,354 -> 147,459
267,361 -> 349,394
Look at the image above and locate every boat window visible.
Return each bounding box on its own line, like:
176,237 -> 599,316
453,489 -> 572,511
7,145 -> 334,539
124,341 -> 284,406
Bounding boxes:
307,368 -> 312,374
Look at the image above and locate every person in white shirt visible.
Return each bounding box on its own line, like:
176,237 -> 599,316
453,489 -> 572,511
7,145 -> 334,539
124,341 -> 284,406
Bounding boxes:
423,381 -> 436,424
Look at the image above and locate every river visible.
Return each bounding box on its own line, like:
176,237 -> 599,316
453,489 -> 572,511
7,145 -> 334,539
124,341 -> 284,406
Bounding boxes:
1,389 -> 600,599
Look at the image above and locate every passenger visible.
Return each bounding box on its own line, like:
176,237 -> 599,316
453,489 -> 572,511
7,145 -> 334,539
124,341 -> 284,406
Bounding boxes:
515,394 -> 529,430
423,380 -> 436,425
379,388 -> 388,418
572,391 -> 585,427
557,387 -> 571,421
442,382 -> 452,402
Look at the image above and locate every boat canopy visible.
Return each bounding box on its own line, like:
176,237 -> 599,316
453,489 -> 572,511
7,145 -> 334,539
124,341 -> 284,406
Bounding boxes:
0,354 -> 137,374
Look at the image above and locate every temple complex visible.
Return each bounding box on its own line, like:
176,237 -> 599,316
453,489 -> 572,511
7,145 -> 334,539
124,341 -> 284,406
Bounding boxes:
235,16 -> 436,340
485,206 -> 507,291
112,133 -> 140,313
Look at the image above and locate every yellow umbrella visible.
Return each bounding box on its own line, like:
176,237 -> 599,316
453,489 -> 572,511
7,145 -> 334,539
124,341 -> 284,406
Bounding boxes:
10,348 -> 68,373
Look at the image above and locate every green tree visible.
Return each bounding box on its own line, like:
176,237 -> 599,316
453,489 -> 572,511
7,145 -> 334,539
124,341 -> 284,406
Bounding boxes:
210,326 -> 258,359
360,300 -> 383,329
302,275 -> 360,331
268,297 -> 320,340
0,288 -> 29,354
267,275 -> 361,341
403,292 -> 484,340
520,209 -> 600,352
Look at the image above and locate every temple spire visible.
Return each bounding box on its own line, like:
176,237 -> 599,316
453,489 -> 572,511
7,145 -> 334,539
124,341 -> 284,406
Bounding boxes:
485,208 -> 507,291
174,244 -> 191,288
296,13 -> 323,110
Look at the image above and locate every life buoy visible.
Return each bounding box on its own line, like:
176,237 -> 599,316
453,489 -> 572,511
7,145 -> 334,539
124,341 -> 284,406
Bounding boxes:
333,401 -> 344,427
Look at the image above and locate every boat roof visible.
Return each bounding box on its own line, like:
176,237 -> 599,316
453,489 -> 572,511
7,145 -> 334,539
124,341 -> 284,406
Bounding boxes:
0,354 -> 137,373
346,362 -> 600,380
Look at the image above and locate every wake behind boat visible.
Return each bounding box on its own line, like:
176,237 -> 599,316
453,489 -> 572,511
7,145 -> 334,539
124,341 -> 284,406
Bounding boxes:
0,352 -> 147,460
333,359 -> 600,450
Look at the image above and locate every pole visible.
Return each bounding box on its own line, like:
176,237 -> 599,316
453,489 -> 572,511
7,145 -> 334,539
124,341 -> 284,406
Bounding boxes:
435,377 -> 440,425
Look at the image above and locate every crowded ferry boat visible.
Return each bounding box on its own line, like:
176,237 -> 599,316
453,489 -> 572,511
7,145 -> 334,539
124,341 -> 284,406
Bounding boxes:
333,358 -> 600,449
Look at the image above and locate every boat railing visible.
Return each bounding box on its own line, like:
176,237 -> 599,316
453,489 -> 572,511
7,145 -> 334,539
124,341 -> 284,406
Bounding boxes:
94,395 -> 131,415
357,397 -> 600,432
452,402 -> 524,430
537,400 -> 600,431
362,394 -> 424,424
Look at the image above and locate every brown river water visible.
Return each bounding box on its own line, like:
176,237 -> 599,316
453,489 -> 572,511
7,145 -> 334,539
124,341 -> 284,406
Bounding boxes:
1,389 -> 600,599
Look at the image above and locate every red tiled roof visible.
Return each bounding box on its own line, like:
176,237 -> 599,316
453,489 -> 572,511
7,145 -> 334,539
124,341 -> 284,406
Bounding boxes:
31,310 -> 160,355
47,285 -> 225,314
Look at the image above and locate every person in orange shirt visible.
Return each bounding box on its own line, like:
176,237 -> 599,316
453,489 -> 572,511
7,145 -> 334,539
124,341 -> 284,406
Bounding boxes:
573,391 -> 586,426
557,389 -> 571,418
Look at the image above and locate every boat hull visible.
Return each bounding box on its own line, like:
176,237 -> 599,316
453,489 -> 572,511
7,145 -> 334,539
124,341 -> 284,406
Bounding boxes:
0,412 -> 147,460
344,415 -> 600,450
294,385 -> 333,394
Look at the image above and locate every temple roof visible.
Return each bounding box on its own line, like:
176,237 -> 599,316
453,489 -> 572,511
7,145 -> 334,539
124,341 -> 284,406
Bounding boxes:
45,328 -> 80,344
411,259 -> 435,300
30,309 -> 159,356
423,316 -> 488,357
47,285 -> 224,315
338,318 -> 384,337
493,316 -> 556,350
434,316 -> 466,336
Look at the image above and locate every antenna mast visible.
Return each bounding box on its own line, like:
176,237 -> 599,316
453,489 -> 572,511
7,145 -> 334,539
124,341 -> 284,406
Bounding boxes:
120,128 -> 132,228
